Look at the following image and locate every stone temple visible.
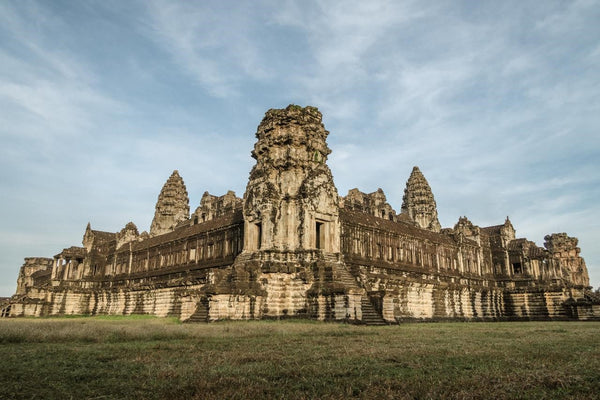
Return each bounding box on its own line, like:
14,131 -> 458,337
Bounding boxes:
2,105 -> 599,323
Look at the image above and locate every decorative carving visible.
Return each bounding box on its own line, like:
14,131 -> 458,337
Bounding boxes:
116,222 -> 139,249
150,170 -> 190,237
243,105 -> 340,253
401,166 -> 441,232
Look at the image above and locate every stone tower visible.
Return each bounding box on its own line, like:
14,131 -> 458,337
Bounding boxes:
242,105 -> 340,254
150,170 -> 190,237
401,166 -> 441,232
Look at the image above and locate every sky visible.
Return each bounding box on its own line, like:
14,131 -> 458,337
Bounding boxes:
1,0 -> 599,296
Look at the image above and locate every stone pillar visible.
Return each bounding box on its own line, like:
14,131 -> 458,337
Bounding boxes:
128,244 -> 133,275
504,251 -> 511,277
62,258 -> 71,280
51,257 -> 60,280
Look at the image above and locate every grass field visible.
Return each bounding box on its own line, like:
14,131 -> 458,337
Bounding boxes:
0,317 -> 598,399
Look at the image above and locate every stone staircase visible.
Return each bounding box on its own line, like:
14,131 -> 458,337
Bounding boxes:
334,263 -> 361,289
322,252 -> 342,263
184,301 -> 208,323
360,296 -> 387,326
332,262 -> 387,325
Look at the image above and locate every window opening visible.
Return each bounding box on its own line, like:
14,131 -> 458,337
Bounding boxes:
316,221 -> 324,249
256,222 -> 262,250
512,262 -> 522,274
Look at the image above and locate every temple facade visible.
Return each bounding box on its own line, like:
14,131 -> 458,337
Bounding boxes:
2,105 -> 598,323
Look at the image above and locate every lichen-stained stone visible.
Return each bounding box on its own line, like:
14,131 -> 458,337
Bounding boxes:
150,170 -> 190,237
192,191 -> 242,224
15,258 -> 53,295
242,105 -> 340,253
342,188 -> 397,221
544,233 -> 589,287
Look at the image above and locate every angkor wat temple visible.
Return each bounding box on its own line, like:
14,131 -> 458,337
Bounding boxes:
3,105 -> 598,323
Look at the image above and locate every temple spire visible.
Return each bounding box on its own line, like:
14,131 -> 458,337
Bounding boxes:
150,170 -> 190,237
242,105 -> 340,253
401,166 -> 441,232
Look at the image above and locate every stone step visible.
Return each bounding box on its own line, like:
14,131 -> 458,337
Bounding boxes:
334,265 -> 362,290
184,302 -> 208,323
321,253 -> 342,263
360,297 -> 387,326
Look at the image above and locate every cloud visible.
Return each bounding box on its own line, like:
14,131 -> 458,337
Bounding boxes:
141,0 -> 271,98
0,4 -> 127,150
271,1 -> 428,120
0,0 -> 598,294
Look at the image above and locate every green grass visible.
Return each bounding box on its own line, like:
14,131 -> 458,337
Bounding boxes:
0,318 -> 598,399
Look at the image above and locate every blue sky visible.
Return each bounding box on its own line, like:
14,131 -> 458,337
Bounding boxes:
1,0 -> 599,296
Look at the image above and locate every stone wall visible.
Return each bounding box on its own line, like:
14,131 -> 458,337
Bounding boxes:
7,265 -> 362,323
347,263 -> 584,322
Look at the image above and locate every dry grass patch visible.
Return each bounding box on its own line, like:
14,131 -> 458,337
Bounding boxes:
0,317 -> 598,399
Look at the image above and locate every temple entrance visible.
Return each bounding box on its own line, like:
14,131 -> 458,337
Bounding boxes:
256,222 -> 262,249
316,221 -> 325,250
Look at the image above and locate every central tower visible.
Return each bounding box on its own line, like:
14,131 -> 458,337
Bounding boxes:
242,105 -> 340,255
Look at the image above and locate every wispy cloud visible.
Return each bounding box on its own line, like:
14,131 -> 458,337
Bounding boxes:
0,0 -> 598,293
141,0 -> 270,98
0,4 -> 126,146
272,0 -> 427,120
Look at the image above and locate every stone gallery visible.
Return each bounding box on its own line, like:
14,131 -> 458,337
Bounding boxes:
2,105 -> 598,323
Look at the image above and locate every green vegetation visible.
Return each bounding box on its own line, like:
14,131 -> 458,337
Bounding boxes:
1,318 -> 598,399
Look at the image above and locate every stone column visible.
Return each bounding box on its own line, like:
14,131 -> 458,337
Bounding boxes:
51,257 -> 60,280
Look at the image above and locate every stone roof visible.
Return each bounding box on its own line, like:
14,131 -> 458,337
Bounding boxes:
508,238 -> 528,250
481,224 -> 504,235
340,209 -> 456,246
54,246 -> 86,259
396,213 -> 414,223
508,238 -> 546,258
133,209 -> 243,250
91,229 -> 116,241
